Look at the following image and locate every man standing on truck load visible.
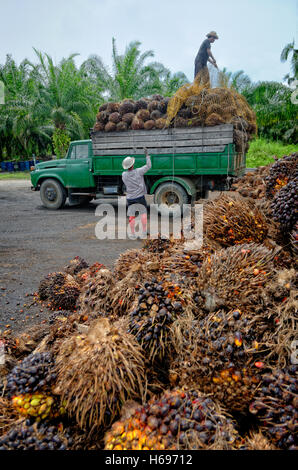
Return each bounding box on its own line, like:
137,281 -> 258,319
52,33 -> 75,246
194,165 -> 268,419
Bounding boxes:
122,148 -> 151,239
194,31 -> 219,81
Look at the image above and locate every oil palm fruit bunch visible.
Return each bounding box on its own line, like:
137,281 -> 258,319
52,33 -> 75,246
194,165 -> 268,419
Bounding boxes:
38,272 -> 65,301
249,365 -> 298,450
113,248 -> 161,281
196,244 -> 275,313
6,352 -> 55,397
53,318 -> 146,432
11,393 -> 65,421
64,256 -> 89,276
203,195 -> 268,246
104,389 -> 238,450
119,100 -> 135,115
0,421 -> 72,450
143,234 -> 176,254
48,274 -> 80,311
78,268 -> 115,320
127,279 -> 189,362
134,99 -> 148,111
265,153 -> 297,199
271,178 -> 298,233
169,313 -> 267,412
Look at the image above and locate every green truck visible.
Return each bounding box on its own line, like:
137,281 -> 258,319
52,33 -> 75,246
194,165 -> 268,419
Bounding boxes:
30,123 -> 246,210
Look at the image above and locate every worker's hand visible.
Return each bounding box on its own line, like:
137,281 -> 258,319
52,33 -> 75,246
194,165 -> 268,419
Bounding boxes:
143,147 -> 149,157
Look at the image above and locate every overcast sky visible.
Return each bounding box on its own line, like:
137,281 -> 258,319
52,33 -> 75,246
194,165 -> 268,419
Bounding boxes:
1,0 -> 297,83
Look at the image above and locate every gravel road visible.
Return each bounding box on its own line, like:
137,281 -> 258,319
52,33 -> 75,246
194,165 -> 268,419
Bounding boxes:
0,180 -> 145,334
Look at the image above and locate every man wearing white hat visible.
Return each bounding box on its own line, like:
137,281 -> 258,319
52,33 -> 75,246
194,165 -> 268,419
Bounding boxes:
194,31 -> 219,80
122,148 -> 151,239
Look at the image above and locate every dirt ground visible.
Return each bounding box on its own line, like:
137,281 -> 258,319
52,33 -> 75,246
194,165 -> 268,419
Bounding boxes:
0,180 -> 146,335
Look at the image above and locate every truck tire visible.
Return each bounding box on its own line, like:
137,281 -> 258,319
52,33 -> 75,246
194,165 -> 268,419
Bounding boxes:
40,179 -> 67,210
154,182 -> 189,216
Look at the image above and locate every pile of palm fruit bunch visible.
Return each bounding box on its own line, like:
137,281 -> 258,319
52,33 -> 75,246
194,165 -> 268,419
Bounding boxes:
104,389 -> 239,450
230,165 -> 270,199
92,82 -> 257,154
93,95 -> 169,133
265,153 -> 297,199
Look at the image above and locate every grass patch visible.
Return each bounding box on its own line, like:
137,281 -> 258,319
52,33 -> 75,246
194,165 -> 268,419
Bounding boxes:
246,138 -> 297,168
0,171 -> 31,180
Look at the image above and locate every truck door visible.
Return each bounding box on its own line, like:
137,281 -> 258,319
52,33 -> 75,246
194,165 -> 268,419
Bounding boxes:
66,143 -> 92,187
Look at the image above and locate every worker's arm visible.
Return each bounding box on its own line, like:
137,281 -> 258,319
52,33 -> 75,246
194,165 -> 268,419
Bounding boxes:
207,49 -> 218,68
137,148 -> 152,176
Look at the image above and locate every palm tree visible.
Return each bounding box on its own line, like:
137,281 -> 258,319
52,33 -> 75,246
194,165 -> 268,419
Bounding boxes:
81,38 -> 188,101
280,41 -> 298,84
216,67 -> 252,93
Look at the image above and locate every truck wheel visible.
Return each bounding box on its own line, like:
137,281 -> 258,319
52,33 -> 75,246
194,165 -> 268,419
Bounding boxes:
154,182 -> 189,216
40,179 -> 67,210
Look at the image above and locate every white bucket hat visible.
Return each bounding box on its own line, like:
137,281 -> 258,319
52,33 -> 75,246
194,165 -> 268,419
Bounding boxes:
122,156 -> 135,170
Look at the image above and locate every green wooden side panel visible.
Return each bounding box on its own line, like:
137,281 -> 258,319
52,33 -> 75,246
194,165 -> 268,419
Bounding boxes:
92,144 -> 243,176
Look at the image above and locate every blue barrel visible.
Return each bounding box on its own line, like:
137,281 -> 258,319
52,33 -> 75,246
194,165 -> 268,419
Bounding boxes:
6,162 -> 14,172
0,162 -> 6,172
24,161 -> 30,171
18,161 -> 26,171
29,160 -> 34,167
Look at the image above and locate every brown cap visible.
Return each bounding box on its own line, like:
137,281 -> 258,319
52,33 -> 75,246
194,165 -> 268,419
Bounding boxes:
206,31 -> 219,39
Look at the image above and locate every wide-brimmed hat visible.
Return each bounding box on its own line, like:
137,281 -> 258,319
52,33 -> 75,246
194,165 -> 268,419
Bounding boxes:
122,156 -> 135,170
206,31 -> 219,39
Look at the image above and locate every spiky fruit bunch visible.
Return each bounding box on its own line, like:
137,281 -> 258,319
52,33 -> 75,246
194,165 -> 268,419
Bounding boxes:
106,102 -> 120,113
105,389 -> 238,450
119,100 -> 135,115
150,109 -> 162,121
128,279 -> 190,362
105,121 -> 116,132
135,99 -> 148,111
38,272 -> 65,301
152,94 -> 164,102
148,100 -> 159,113
196,244 -> 275,313
116,121 -> 128,132
64,256 -> 88,277
11,393 -> 65,421
0,397 -> 17,439
132,117 -> 144,130
265,153 -> 297,198
97,110 -> 109,123
177,107 -> 192,119
49,275 -> 80,311
136,109 -> 150,122
113,249 -> 161,281
158,98 -> 169,114
6,352 -> 55,397
155,118 -> 166,129
122,112 -> 135,124
0,422 -> 72,450
93,122 -> 104,132
53,318 -> 146,432
271,178 -> 298,232
99,103 -> 108,112
78,268 -> 115,319
109,112 -> 121,124
249,366 -> 298,450
144,120 -> 155,130
203,195 -> 268,246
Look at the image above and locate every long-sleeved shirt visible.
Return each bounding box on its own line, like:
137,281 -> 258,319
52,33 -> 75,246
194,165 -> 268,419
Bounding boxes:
122,155 -> 152,199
